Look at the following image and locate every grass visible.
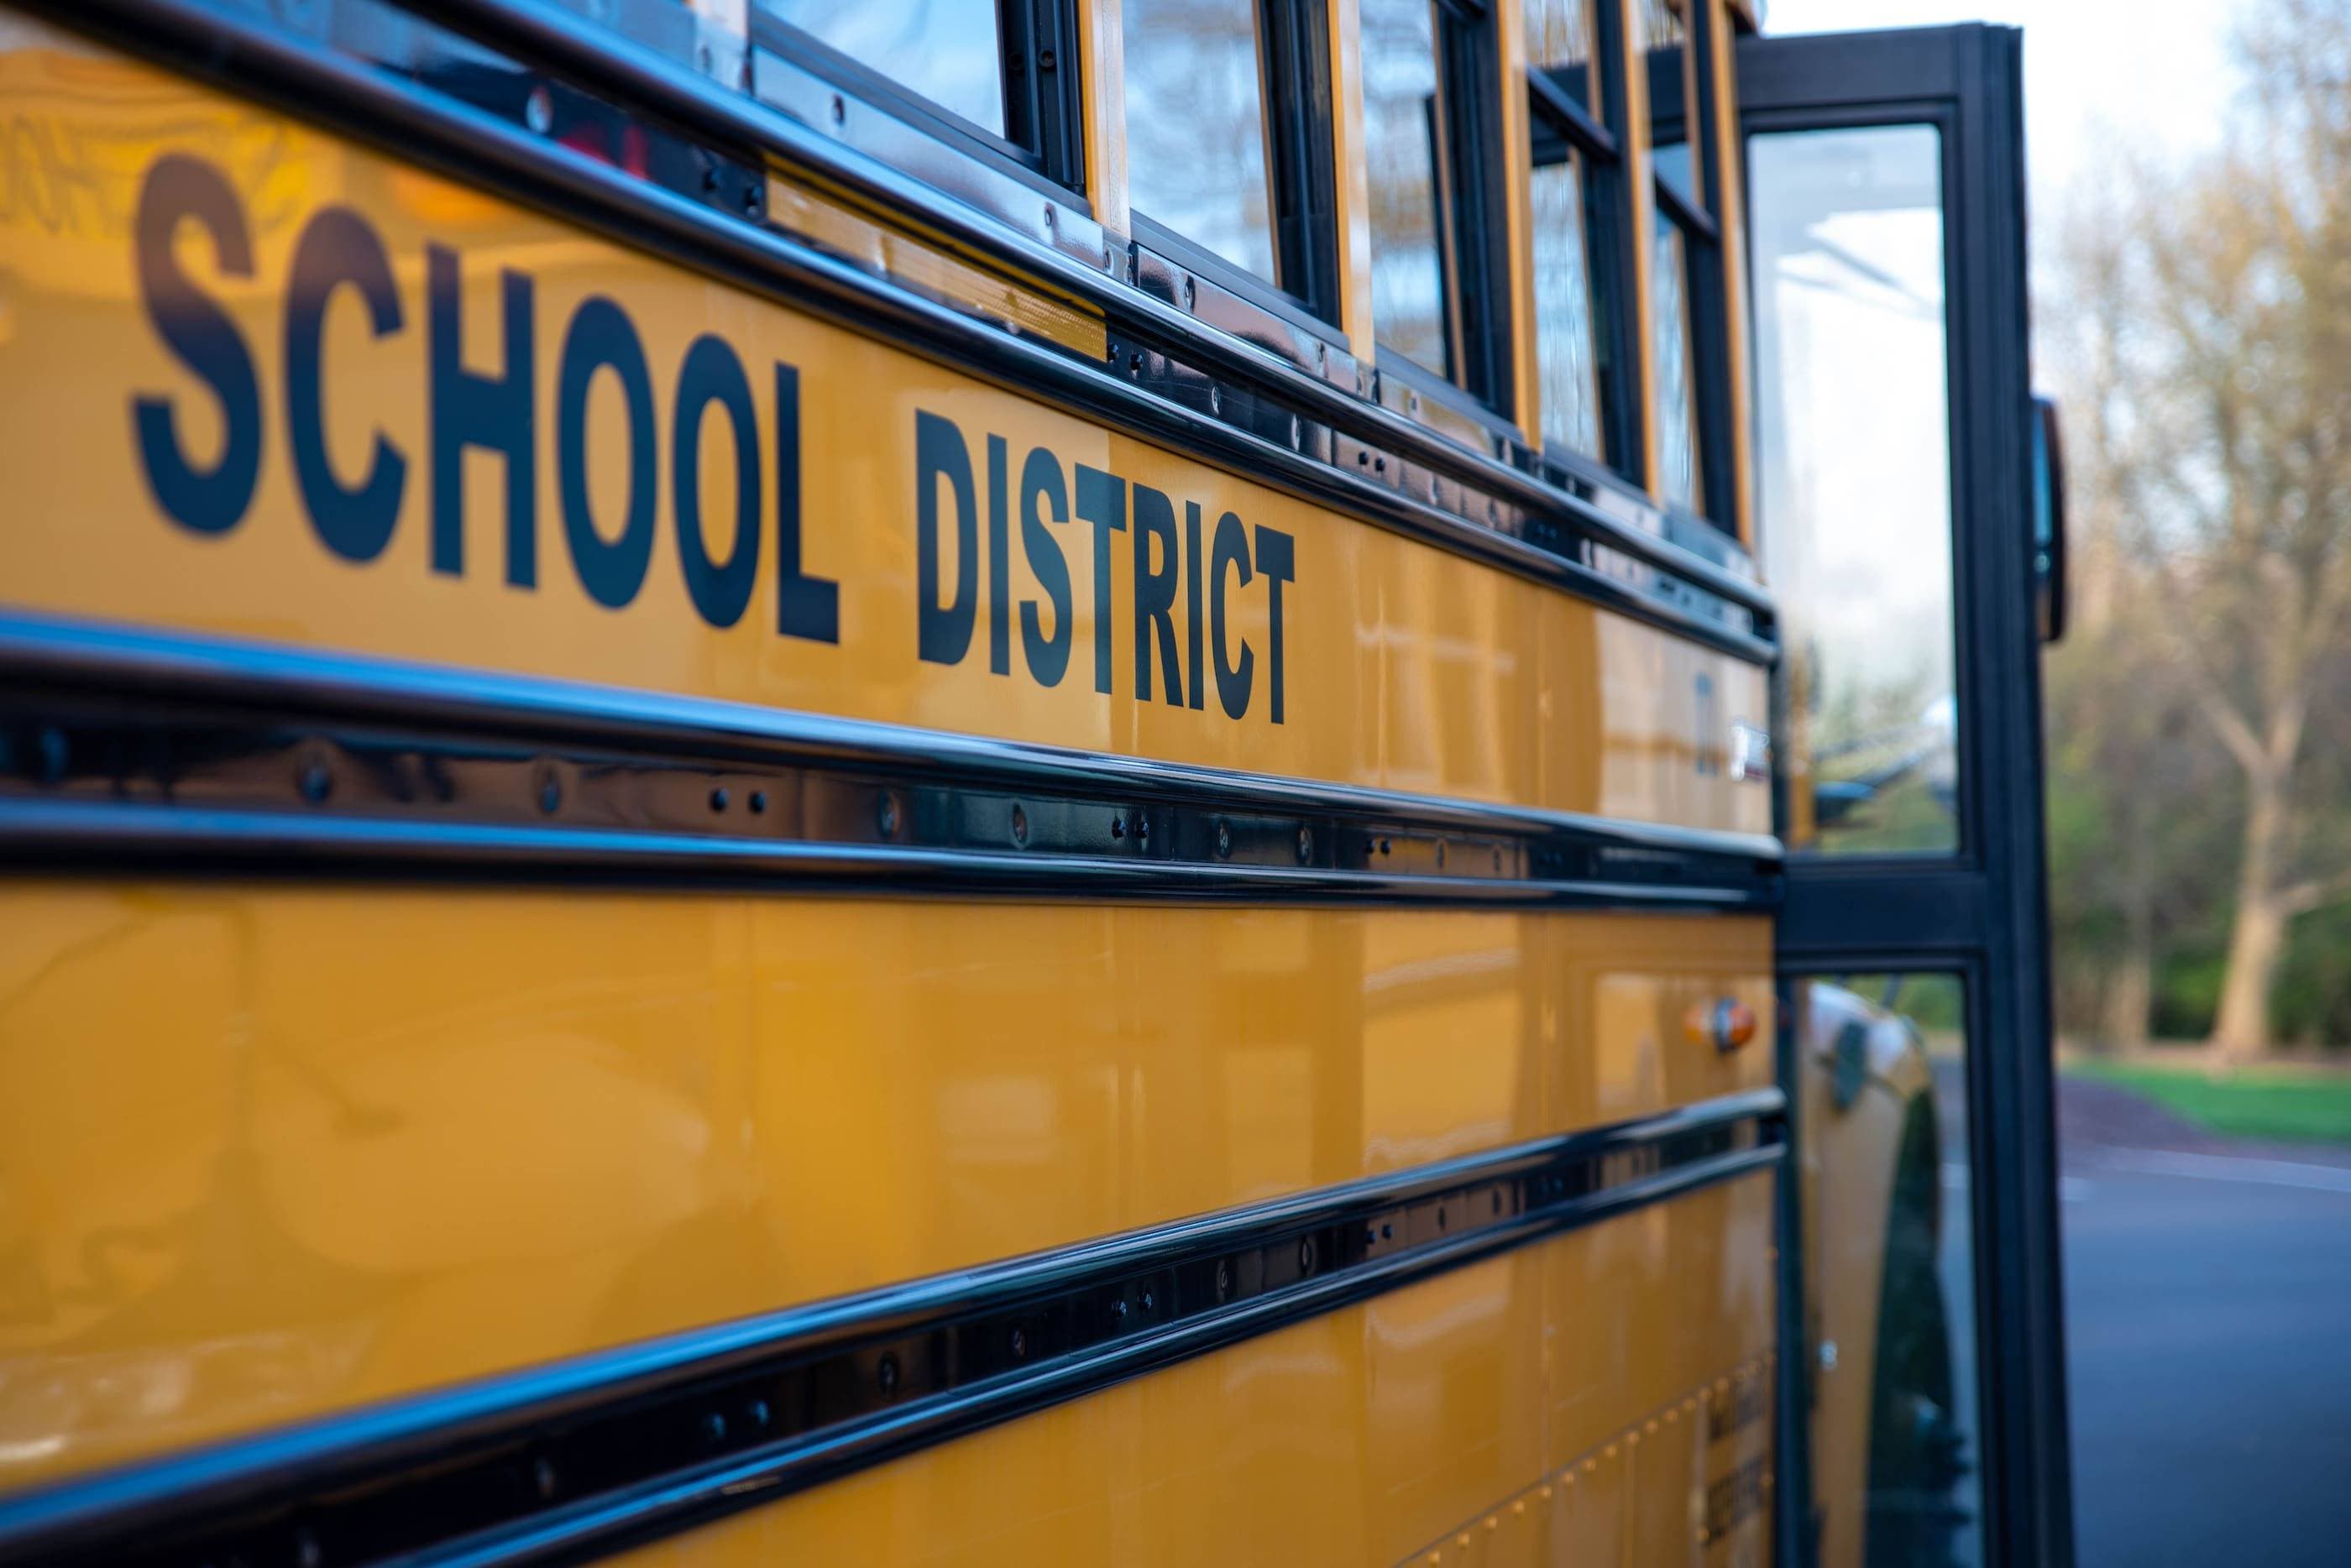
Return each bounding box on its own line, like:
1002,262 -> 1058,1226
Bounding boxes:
2066,1057 -> 2351,1146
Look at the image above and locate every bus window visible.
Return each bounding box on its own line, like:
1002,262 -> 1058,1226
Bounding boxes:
1125,0 -> 1338,315
1750,123 -> 1961,855
1360,0 -> 1507,405
749,0 -> 1086,187
1531,153 -> 1605,457
757,0 -> 1010,135
1639,0 -> 1718,518
1524,0 -> 1599,110
1526,0 -> 1646,483
1125,0 -> 1280,280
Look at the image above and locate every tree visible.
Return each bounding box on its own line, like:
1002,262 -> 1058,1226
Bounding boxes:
2067,0 -> 2351,1059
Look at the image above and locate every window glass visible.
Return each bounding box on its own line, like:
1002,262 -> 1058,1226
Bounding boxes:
1799,974 -> 1984,1568
1532,153 -> 1603,457
1360,0 -> 1453,376
758,0 -> 1008,136
1126,0 -> 1280,281
1637,0 -> 1701,207
1750,124 -> 1959,855
1524,0 -> 1597,111
1650,212 -> 1700,509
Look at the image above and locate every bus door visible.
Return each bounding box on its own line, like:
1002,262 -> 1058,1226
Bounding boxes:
1736,25 -> 2071,1568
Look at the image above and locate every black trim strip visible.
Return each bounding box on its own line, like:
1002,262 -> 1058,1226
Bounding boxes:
0,612 -> 1782,907
22,0 -> 1777,666
0,1091 -> 1783,1568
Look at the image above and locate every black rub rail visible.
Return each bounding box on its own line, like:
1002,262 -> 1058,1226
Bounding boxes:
0,613 -> 1783,907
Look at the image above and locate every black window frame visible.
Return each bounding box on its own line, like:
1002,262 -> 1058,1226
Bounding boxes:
748,0 -> 1089,197
1360,0 -> 1517,420
1524,9 -> 1643,483
1641,0 -> 1737,530
1123,0 -> 1345,327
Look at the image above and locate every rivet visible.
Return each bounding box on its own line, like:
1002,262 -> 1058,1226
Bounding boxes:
1111,1296 -> 1130,1322
709,787 -> 730,812
1493,848 -> 1504,872
525,85 -> 553,133
537,768 -> 562,815
298,758 -> 332,804
749,789 -> 768,814
1297,1236 -> 1317,1272
1043,203 -> 1056,230
1317,341 -> 1329,372
1140,1287 -> 1156,1313
1182,274 -> 1196,310
1512,1500 -> 1526,1516
741,186 -> 760,214
1136,815 -> 1151,844
1540,1485 -> 1553,1499
1646,1419 -> 1659,1435
1291,414 -> 1303,449
1456,1534 -> 1471,1550
1010,802 -> 1029,846
1380,1221 -> 1393,1240
1485,1516 -> 1499,1532
877,1353 -> 901,1397
1112,813 -> 1127,839
1374,456 -> 1386,474
702,1410 -> 728,1445
1379,838 -> 1391,855
296,1529 -> 322,1568
1296,825 -> 1312,863
877,793 -> 899,838
1010,1326 -> 1029,1359
830,93 -> 846,124
534,1456 -> 558,1499
1129,351 -> 1144,372
1409,392 -> 1421,416
746,1398 -> 772,1430
1215,1259 -> 1231,1296
1214,819 -> 1232,859
1436,1205 -> 1447,1229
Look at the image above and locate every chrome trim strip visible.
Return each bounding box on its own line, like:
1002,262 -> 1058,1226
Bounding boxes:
0,1090 -> 1784,1567
0,610 -> 1783,906
26,0 -> 1774,664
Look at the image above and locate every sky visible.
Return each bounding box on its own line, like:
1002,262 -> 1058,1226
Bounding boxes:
1763,0 -> 2244,206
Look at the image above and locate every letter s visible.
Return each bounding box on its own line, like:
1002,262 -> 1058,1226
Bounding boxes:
131,154 -> 262,536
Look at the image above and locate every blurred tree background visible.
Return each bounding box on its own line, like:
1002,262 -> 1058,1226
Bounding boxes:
2042,0 -> 2351,1058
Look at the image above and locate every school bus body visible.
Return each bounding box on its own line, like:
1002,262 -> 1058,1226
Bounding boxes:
0,2 -> 1984,1565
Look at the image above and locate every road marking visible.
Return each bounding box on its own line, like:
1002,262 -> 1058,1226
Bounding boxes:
2080,1146 -> 2351,1194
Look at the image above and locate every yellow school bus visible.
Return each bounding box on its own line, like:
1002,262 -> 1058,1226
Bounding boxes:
0,2 -> 2071,1565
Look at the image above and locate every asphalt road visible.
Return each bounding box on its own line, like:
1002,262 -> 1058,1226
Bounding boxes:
2062,1098 -> 2351,1567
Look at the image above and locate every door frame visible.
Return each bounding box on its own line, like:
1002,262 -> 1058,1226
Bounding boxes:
1736,25 -> 2071,1568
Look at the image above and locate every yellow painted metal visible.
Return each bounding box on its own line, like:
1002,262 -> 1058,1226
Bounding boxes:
0,23 -> 1766,836
0,881 -> 1771,1493
762,170 -> 1107,357
588,1181 -> 1773,1568
1327,0 -> 1378,358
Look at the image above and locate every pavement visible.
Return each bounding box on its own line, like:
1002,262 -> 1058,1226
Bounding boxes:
2057,1075 -> 2351,1568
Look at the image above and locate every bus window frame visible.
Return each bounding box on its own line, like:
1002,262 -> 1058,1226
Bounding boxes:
1364,0 -> 1518,421
746,0 -> 1089,198
1123,0 -> 1346,328
1642,0 -> 1739,531
1526,41 -> 1638,478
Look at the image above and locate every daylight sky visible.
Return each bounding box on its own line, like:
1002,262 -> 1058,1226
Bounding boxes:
1763,0 -> 2243,206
